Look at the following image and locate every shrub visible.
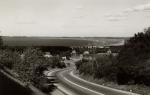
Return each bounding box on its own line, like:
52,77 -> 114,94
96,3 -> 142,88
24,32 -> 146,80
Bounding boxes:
13,48 -> 48,85
0,50 -> 21,69
76,54 -> 118,81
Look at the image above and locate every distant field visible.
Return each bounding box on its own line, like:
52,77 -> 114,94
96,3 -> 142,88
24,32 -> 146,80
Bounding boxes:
2,36 -> 127,47
81,37 -> 128,46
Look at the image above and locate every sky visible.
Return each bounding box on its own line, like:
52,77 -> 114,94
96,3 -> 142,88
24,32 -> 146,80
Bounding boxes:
0,0 -> 150,37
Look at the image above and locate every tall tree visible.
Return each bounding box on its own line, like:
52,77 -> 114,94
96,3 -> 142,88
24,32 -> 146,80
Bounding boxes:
117,27 -> 150,85
0,36 -> 3,46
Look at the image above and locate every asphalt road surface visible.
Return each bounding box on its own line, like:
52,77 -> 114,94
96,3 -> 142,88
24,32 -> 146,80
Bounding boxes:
48,59 -> 141,95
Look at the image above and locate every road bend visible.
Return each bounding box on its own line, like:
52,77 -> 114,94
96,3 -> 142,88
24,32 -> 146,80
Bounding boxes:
47,68 -> 141,95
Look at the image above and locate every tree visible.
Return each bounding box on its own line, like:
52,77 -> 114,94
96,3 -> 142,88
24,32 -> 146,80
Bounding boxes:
117,27 -> 150,85
0,50 -> 21,69
75,54 -> 118,81
0,36 -> 3,46
13,48 -> 48,86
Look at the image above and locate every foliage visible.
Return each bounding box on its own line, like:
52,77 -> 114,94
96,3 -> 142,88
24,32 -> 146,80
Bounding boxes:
117,27 -> 150,85
13,48 -> 47,86
76,54 -> 117,81
0,47 -> 66,90
0,50 -> 21,69
94,54 -> 117,81
76,27 -> 150,86
50,56 -> 66,68
0,36 -> 3,47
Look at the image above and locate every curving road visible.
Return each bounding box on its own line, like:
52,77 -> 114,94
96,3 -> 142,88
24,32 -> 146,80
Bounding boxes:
48,60 -> 141,95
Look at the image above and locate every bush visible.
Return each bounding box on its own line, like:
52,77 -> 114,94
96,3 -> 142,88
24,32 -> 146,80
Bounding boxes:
0,50 -> 21,69
76,54 -> 118,81
50,56 -> 66,68
94,54 -> 117,81
13,48 -> 66,87
13,48 -> 48,85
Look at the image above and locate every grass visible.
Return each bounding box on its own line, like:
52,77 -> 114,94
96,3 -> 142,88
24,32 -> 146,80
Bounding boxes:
75,71 -> 150,95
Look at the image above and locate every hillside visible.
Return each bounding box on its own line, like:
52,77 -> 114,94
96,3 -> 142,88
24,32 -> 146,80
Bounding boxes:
2,36 -> 127,47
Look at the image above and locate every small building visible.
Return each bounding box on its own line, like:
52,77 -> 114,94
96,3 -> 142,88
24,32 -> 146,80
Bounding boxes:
83,51 -> 90,55
20,54 -> 25,60
80,54 -> 83,59
62,56 -> 67,60
44,52 -> 52,58
82,51 -> 92,61
107,49 -> 112,55
71,50 -> 77,57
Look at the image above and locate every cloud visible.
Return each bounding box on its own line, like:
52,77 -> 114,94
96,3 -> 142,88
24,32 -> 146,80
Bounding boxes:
107,16 -> 126,21
106,3 -> 150,21
105,13 -> 126,17
146,14 -> 150,18
133,4 -> 150,11
123,3 -> 150,13
105,13 -> 127,21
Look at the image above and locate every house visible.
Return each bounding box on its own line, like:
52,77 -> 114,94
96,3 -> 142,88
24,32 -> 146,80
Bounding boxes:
44,52 -> 52,58
107,49 -> 112,55
82,51 -> 92,61
71,50 -> 77,57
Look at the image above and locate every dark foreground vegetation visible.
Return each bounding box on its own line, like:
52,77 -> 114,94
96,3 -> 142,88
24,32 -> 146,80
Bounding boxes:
117,27 -> 150,85
76,27 -> 150,89
0,69 -> 32,95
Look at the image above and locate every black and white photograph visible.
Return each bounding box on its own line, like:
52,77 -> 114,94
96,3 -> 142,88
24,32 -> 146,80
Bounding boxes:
0,0 -> 150,95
